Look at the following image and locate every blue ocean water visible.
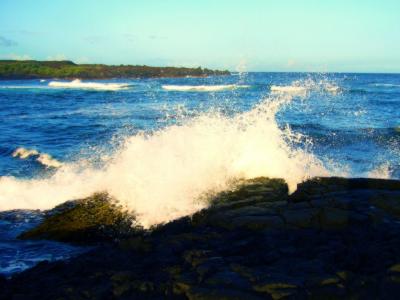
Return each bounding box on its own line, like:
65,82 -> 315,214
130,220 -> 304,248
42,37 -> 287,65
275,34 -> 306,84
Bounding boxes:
1,73 -> 399,179
0,72 -> 399,275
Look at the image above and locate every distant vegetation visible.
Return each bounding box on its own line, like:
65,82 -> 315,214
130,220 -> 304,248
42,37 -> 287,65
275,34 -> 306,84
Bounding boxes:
0,60 -> 230,79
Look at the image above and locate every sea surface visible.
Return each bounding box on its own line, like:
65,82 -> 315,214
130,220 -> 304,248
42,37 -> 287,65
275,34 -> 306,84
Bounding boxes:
0,72 -> 399,276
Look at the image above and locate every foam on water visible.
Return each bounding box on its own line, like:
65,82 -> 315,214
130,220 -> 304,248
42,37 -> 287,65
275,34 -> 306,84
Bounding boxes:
12,147 -> 63,168
48,79 -> 130,91
367,163 -> 391,179
370,83 -> 400,88
0,81 -> 341,228
162,84 -> 250,92
271,79 -> 340,95
271,85 -> 308,95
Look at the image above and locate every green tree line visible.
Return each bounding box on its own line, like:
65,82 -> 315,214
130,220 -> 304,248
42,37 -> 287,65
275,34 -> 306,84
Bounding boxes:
0,60 -> 230,79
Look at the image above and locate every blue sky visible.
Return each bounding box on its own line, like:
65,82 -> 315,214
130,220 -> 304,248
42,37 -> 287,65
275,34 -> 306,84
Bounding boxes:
0,0 -> 399,72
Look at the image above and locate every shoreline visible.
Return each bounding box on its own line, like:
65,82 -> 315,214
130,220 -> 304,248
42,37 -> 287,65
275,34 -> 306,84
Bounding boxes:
2,176 -> 400,298
0,60 -> 231,80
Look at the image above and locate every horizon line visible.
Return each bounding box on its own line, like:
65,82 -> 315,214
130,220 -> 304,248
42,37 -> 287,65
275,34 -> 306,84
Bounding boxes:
1,59 -> 399,75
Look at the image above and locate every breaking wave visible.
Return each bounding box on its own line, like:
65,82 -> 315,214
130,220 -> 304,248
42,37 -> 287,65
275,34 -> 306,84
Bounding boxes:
271,85 -> 307,94
271,79 -> 340,95
12,147 -> 63,168
367,163 -> 392,179
370,83 -> 400,88
48,79 -> 130,91
162,84 -> 250,92
0,81 -> 340,228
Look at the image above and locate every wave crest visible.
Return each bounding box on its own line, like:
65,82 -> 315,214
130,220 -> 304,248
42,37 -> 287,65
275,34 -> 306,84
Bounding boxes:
12,147 -> 63,168
48,79 -> 130,91
271,79 -> 340,95
162,84 -> 250,92
1,84 -> 334,228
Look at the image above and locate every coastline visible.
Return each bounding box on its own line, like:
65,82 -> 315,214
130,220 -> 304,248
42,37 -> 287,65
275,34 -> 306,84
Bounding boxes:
0,60 -> 230,80
2,176 -> 400,299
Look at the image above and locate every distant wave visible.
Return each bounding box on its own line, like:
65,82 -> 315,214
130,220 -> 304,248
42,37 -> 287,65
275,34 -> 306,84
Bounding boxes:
12,147 -> 63,168
48,79 -> 130,91
162,84 -> 250,92
370,83 -> 400,88
271,82 -> 340,95
271,85 -> 307,94
0,85 -> 43,90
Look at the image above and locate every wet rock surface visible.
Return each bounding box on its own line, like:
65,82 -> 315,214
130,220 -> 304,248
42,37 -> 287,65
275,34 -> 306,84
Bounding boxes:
3,177 -> 400,299
18,193 -> 138,244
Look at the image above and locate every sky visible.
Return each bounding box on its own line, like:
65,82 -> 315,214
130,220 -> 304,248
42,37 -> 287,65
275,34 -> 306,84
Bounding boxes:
0,0 -> 399,72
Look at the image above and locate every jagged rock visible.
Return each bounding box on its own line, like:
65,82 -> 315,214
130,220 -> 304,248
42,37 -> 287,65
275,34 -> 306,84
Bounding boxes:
18,192 -> 138,243
320,207 -> 349,229
210,177 -> 288,207
3,176 -> 400,299
369,193 -> 400,217
388,264 -> 400,273
282,208 -> 319,228
253,280 -> 299,300
186,287 -> 267,300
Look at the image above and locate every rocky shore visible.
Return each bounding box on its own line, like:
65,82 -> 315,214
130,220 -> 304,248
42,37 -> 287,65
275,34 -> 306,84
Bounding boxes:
2,176 -> 400,299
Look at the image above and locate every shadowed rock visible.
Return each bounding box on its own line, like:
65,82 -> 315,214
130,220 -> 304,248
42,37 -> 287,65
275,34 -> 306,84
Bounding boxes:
18,192 -> 138,243
3,176 -> 400,299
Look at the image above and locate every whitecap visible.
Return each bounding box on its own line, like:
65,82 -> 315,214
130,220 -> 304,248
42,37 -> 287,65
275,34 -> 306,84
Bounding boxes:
1,82 -> 339,228
162,84 -> 250,92
48,79 -> 130,91
12,147 -> 63,168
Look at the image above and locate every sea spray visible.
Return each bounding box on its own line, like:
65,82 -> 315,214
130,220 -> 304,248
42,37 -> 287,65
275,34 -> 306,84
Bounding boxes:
0,83 -> 331,228
367,163 -> 392,179
271,78 -> 340,95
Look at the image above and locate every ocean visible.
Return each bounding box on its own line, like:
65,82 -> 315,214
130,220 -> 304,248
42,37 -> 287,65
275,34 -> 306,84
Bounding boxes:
0,72 -> 399,275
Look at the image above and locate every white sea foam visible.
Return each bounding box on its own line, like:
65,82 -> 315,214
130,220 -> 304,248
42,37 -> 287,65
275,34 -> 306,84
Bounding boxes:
12,147 -> 63,168
1,85 -> 335,228
370,83 -> 400,88
271,85 -> 307,94
162,84 -> 250,92
367,163 -> 391,179
0,85 -> 44,90
48,79 -> 130,91
12,148 -> 39,159
271,79 -> 340,95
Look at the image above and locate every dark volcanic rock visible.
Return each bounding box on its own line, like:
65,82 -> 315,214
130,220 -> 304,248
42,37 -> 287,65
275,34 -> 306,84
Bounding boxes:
18,192 -> 138,243
3,176 -> 400,299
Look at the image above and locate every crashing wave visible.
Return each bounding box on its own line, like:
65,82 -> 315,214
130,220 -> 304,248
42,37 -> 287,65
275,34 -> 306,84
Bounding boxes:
367,163 -> 391,179
12,147 -> 63,168
48,79 -> 130,91
162,84 -> 250,92
1,81 -> 342,228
